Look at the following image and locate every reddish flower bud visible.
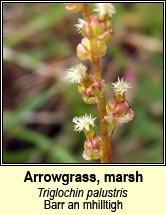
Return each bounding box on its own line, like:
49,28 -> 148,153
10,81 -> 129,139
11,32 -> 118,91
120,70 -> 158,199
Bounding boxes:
105,97 -> 135,125
83,135 -> 102,160
98,30 -> 113,42
80,15 -> 113,42
76,38 -> 91,60
78,74 -> 106,104
77,37 -> 106,60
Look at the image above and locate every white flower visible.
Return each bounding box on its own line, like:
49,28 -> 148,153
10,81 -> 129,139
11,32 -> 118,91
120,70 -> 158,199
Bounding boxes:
94,3 -> 116,20
112,77 -> 132,96
73,114 -> 96,132
66,64 -> 87,84
75,18 -> 86,33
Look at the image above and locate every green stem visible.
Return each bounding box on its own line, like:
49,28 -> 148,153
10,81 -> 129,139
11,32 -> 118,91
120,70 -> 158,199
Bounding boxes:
83,4 -> 112,163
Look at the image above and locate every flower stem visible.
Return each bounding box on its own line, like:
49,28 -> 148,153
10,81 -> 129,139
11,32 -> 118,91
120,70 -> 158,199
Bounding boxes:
83,3 -> 112,163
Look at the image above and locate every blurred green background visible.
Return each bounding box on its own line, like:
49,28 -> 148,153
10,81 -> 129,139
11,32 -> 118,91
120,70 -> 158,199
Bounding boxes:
3,3 -> 163,163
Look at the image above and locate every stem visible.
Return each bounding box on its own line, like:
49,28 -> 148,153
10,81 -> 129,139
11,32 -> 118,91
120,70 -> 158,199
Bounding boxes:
83,4 -> 112,163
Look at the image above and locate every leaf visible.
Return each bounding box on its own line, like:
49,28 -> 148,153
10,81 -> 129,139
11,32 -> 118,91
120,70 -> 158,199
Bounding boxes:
3,87 -> 55,131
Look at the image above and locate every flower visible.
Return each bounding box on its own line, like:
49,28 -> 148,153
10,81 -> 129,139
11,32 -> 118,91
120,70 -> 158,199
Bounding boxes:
94,3 -> 116,20
80,14 -> 113,41
66,64 -> 87,84
73,114 -> 96,132
105,97 -> 135,125
112,77 -> 132,96
77,37 -> 106,60
76,37 -> 91,60
83,135 -> 102,160
78,74 -> 106,104
75,18 -> 86,33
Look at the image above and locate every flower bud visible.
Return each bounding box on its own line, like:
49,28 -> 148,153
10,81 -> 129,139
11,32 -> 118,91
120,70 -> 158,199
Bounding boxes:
77,37 -> 107,61
80,15 -> 113,42
98,30 -> 113,42
76,38 -> 91,60
105,97 -> 135,126
78,74 -> 106,104
83,135 -> 102,160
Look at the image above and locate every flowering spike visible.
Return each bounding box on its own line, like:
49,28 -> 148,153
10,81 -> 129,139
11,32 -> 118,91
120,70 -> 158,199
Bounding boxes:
64,3 -> 135,163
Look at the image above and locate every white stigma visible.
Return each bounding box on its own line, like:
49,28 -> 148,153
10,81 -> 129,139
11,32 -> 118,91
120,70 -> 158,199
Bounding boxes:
112,77 -> 132,96
72,114 -> 96,132
74,18 -> 86,33
94,3 -> 116,20
66,64 -> 87,84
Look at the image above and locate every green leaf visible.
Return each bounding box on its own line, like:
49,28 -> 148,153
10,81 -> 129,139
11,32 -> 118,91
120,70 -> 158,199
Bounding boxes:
3,87 -> 55,131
